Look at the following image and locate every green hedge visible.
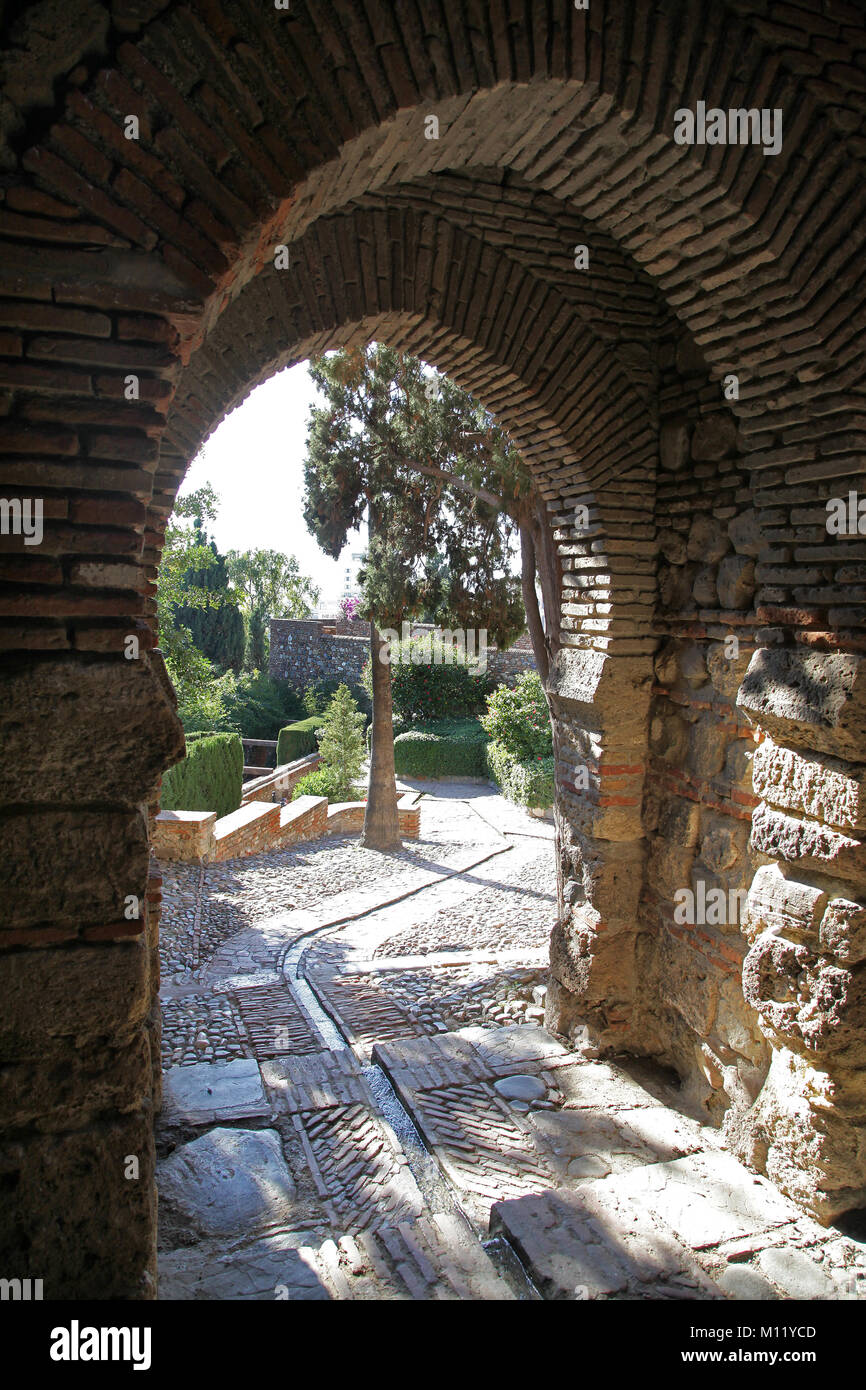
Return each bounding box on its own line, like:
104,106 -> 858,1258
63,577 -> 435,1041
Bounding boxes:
291,767 -> 366,803
161,732 -> 243,819
393,718 -> 488,779
485,740 -> 554,809
277,715 -> 323,764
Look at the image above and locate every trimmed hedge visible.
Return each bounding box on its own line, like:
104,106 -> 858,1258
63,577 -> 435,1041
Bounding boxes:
161,732 -> 243,818
393,718 -> 488,779
291,767 -> 366,802
485,740 -> 554,809
276,715 -> 323,764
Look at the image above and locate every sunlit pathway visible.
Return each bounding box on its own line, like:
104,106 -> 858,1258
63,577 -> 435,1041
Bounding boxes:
156,787 -> 866,1301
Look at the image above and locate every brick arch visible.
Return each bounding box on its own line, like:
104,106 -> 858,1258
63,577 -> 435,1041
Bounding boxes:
1,3 -> 866,1296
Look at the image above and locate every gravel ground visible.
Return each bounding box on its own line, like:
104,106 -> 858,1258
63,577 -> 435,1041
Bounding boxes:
372,841 -> 556,958
158,823 -> 490,981
161,994 -> 247,1068
350,963 -> 549,1032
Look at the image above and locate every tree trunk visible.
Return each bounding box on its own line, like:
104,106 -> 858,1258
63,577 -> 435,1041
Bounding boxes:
360,620 -> 402,851
520,523 -> 549,684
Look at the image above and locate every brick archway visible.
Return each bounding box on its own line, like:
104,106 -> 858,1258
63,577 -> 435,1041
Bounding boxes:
1,3 -> 865,1297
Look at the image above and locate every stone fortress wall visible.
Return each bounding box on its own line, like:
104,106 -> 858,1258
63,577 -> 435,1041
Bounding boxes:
269,617 -> 536,690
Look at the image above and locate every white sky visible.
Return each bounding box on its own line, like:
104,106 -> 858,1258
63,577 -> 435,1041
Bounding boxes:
178,362 -> 366,609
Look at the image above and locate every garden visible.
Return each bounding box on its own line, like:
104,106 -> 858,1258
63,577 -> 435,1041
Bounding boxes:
161,649 -> 553,822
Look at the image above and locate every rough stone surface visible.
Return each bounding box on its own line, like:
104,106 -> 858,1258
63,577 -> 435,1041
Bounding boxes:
158,1128 -> 297,1238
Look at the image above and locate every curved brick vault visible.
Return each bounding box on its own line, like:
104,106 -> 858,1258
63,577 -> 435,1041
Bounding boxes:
1,1 -> 865,1297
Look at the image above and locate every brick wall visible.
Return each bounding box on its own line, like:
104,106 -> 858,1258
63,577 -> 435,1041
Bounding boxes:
1,0 -> 865,1293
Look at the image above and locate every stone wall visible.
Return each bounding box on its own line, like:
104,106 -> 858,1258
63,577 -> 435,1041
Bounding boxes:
269,618 -> 536,689
269,619 -> 369,688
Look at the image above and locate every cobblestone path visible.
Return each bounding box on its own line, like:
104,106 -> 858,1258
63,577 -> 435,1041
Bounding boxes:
157,786 -> 866,1302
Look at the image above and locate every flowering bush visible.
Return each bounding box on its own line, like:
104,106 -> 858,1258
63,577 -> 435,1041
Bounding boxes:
480,672 -> 552,761
340,595 -> 362,622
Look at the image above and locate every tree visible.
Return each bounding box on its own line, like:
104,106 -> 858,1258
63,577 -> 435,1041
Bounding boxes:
156,485 -> 226,714
226,548 -> 320,673
226,548 -> 320,619
175,518 -> 245,671
246,606 -> 268,674
316,684 -> 366,799
303,344 -> 542,849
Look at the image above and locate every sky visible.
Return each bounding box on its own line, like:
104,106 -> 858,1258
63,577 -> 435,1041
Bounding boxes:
178,362 -> 366,610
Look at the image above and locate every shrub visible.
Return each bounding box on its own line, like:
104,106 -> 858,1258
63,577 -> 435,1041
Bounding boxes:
303,675 -> 371,721
276,715 -> 323,764
181,670 -> 304,739
219,671 -> 304,739
362,635 -> 491,722
393,718 -> 488,779
161,732 -> 243,818
315,683 -> 366,799
291,767 -> 365,802
485,740 -> 555,809
480,671 -> 552,760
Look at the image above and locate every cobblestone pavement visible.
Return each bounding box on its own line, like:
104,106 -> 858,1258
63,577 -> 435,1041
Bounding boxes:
157,784 -> 866,1302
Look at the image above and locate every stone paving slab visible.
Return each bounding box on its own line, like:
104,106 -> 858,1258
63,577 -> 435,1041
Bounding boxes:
161,1058 -> 272,1126
491,1188 -> 724,1301
605,1149 -> 803,1251
299,1213 -> 517,1300
159,1232 -> 331,1301
158,1128 -> 297,1239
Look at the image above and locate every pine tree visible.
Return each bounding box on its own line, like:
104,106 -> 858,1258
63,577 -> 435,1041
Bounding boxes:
316,684 -> 366,799
303,344 -> 555,850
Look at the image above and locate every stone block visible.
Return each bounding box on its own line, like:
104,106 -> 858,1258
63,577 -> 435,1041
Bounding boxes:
547,648 -> 652,748
658,929 -> 719,1037
687,514 -> 730,563
737,649 -> 866,762
733,1048 -> 866,1221
742,863 -> 827,945
157,1128 -> 296,1238
0,937 -> 151,1057
693,564 -> 718,606
2,805 -> 150,930
0,1111 -> 156,1299
819,897 -> 866,964
749,803 -> 866,886
728,509 -> 764,557
717,555 -> 755,610
659,416 -> 690,472
752,738 -> 866,833
0,653 -> 184,806
0,1029 -> 152,1131
742,932 -> 866,1058
691,413 -> 738,462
